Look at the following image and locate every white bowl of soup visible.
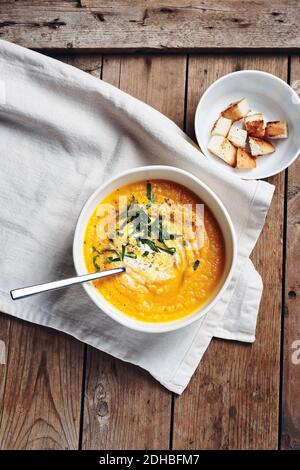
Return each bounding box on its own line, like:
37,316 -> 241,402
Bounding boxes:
73,166 -> 237,333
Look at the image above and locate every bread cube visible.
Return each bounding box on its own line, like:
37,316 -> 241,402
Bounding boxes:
211,116 -> 232,137
208,135 -> 237,167
249,137 -> 275,156
221,98 -> 250,121
245,113 -> 265,138
265,120 -> 288,139
227,126 -> 247,148
236,148 -> 256,169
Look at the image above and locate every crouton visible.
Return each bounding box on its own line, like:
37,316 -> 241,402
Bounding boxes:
221,98 -> 250,121
265,120 -> 288,139
236,148 -> 256,169
249,137 -> 275,156
208,135 -> 237,167
211,116 -> 232,137
227,126 -> 247,148
245,113 -> 265,138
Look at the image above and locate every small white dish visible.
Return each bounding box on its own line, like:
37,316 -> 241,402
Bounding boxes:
73,166 -> 237,333
195,70 -> 300,179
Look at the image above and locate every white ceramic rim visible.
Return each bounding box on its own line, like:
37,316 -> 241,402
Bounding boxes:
73,165 -> 237,333
194,70 -> 300,180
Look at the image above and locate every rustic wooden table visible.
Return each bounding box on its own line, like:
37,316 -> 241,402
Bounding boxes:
0,1 -> 299,450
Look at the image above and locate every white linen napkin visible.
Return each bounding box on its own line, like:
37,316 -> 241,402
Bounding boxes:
0,40 -> 274,394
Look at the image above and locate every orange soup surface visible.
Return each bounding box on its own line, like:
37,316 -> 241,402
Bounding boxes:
84,180 -> 225,323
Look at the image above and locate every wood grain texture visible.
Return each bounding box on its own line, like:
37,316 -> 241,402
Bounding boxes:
0,318 -> 83,449
81,54 -> 187,450
172,55 -> 287,450
0,1 -> 299,51
281,56 -> 300,450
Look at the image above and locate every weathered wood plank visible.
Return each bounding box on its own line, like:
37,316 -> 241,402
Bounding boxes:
0,1 -> 299,51
172,55 -> 287,450
0,54 -> 103,450
81,54 -> 187,450
281,56 -> 300,450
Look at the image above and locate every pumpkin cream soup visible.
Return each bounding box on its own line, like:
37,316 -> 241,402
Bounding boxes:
84,180 -> 225,323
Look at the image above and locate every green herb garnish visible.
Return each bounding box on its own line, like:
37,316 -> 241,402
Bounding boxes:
169,233 -> 181,240
119,196 -> 136,219
120,211 -> 140,230
92,255 -> 101,271
140,238 -> 176,255
99,248 -> 119,255
127,196 -> 136,213
193,260 -> 200,271
146,195 -> 156,209
142,251 -> 149,257
146,182 -> 152,201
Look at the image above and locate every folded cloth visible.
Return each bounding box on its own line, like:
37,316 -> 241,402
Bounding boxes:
0,40 -> 274,394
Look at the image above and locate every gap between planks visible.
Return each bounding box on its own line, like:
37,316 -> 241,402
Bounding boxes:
0,51 -> 295,450
280,55 -> 300,450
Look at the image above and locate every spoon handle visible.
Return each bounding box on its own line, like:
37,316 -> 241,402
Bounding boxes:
10,267 -> 125,300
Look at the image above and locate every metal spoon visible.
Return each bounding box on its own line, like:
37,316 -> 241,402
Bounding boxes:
10,267 -> 126,300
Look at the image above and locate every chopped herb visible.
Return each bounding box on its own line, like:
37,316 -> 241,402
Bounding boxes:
146,195 -> 156,209
121,244 -> 126,261
92,255 -> 101,271
125,252 -> 137,259
99,248 -> 119,255
157,242 -> 176,255
193,260 -> 200,271
119,196 -> 136,219
140,238 -> 176,256
183,238 -> 188,247
120,211 -> 139,230
150,214 -> 163,241
127,196 -> 136,212
106,256 -> 121,263
140,238 -> 160,253
146,182 -> 156,208
146,181 -> 152,201
130,223 -> 143,236
142,251 -> 149,257
114,227 -> 124,236
169,233 -> 181,240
